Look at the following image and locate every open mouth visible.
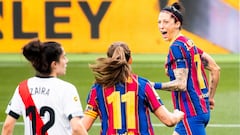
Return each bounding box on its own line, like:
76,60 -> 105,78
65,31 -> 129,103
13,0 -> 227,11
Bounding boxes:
162,31 -> 167,35
161,31 -> 168,40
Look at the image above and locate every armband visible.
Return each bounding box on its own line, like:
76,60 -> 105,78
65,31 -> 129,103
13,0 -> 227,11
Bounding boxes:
154,82 -> 162,89
9,111 -> 20,119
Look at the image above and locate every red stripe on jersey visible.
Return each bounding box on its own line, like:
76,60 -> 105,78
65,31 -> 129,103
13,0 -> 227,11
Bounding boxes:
145,85 -> 162,110
185,92 -> 197,116
87,88 -> 97,107
183,118 -> 192,135
146,109 -> 154,135
179,46 -> 188,67
19,80 -> 48,135
172,92 -> 177,109
178,93 -> 187,118
103,86 -> 116,134
169,50 -> 177,69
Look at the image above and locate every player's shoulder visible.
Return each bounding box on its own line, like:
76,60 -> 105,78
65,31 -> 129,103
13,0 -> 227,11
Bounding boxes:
54,78 -> 76,88
31,77 -> 77,90
90,83 -> 102,91
135,75 -> 149,85
172,35 -> 189,46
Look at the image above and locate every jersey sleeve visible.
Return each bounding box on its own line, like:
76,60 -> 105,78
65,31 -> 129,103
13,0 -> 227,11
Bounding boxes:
145,82 -> 164,112
5,86 -> 24,119
84,87 -> 98,119
168,43 -> 188,69
197,47 -> 204,55
62,84 -> 84,120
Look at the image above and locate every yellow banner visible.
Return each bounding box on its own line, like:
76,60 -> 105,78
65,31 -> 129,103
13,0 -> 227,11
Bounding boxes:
0,0 -> 230,53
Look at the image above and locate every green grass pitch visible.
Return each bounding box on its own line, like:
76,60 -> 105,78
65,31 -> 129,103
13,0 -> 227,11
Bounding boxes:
0,53 -> 239,134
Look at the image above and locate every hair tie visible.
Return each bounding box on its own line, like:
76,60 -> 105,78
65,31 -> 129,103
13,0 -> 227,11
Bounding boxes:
162,6 -> 183,24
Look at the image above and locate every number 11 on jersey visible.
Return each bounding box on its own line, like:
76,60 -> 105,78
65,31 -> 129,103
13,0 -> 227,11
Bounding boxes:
107,91 -> 136,129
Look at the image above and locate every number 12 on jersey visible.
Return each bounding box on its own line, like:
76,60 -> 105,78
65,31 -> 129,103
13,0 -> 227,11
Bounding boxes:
107,91 -> 136,129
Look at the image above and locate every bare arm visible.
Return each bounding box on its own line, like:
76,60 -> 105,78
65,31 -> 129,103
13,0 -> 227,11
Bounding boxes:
81,115 -> 96,131
1,115 -> 17,135
153,68 -> 188,92
154,105 -> 184,127
201,52 -> 220,109
70,117 -> 88,135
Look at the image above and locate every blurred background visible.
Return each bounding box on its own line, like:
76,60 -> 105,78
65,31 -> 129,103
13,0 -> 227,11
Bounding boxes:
0,0 -> 239,54
0,0 -> 240,134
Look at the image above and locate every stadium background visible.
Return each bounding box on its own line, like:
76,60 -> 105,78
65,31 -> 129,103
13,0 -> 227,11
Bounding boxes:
0,0 -> 239,54
0,0 -> 239,134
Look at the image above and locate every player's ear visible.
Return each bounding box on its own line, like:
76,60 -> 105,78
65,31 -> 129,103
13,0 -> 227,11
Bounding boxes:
175,21 -> 181,29
51,61 -> 57,69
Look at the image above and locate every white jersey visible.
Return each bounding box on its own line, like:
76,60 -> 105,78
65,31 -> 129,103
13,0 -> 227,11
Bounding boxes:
6,77 -> 84,135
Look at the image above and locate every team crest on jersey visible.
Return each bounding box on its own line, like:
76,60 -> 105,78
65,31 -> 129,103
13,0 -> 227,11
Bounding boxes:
73,96 -> 78,102
186,39 -> 195,50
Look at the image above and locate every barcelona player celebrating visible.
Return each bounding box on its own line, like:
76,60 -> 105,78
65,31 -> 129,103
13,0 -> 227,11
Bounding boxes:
81,42 -> 184,135
152,2 -> 221,135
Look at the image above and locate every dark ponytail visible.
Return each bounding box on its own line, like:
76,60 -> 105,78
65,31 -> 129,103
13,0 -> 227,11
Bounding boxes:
23,39 -> 42,63
172,2 -> 184,13
22,38 -> 62,75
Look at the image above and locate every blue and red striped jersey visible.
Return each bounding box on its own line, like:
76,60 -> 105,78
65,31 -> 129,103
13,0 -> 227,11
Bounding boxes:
85,74 -> 163,135
165,35 -> 210,118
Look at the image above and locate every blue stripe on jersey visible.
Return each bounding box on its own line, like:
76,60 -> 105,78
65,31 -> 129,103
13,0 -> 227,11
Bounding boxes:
116,83 -> 127,134
90,76 -> 162,135
167,36 -> 209,117
94,84 -> 109,135
137,77 -> 155,134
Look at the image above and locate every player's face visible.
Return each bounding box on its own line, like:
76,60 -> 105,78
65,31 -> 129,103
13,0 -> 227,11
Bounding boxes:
158,12 -> 180,41
55,48 -> 68,76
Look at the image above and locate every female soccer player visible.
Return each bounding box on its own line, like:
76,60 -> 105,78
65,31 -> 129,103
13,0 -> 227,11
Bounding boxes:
1,39 -> 88,135
81,41 -> 184,135
152,2 -> 221,135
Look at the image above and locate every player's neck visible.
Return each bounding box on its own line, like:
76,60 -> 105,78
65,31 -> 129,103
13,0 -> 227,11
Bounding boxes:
36,73 -> 55,78
170,31 -> 182,45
